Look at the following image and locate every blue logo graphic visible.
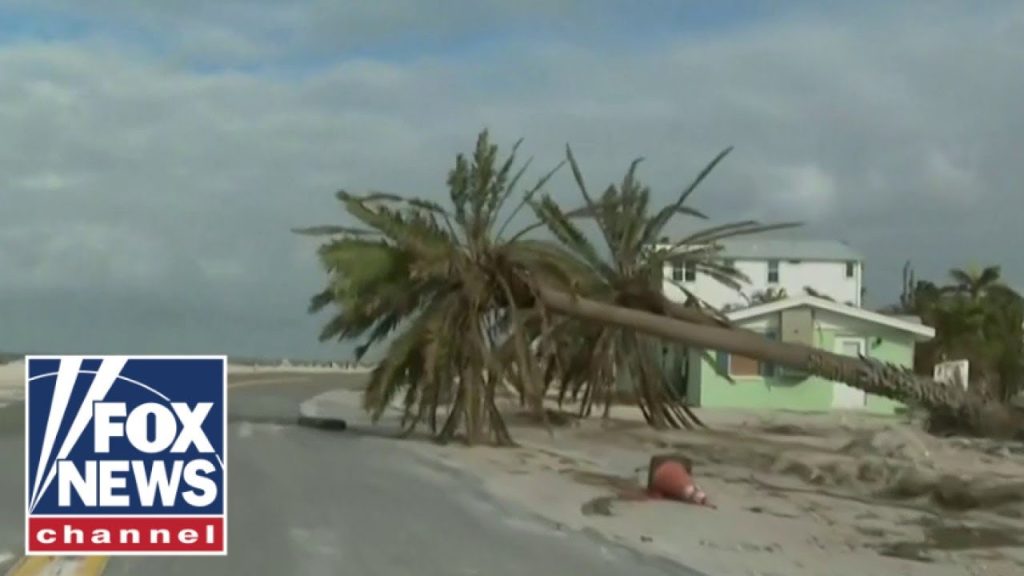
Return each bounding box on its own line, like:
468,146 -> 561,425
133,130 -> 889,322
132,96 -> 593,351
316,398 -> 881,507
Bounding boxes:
25,356 -> 228,555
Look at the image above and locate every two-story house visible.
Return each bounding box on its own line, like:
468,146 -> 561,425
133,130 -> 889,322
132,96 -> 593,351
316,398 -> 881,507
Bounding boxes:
660,238 -> 864,310
653,238 -> 940,414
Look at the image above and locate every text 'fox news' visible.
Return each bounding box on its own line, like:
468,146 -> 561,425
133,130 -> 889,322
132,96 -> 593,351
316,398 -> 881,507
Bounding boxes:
25,356 -> 228,556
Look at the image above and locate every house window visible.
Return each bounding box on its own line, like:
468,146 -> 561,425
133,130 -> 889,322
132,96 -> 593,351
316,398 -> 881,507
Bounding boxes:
767,260 -> 779,284
684,262 -> 696,282
838,338 -> 865,358
670,260 -> 696,282
729,354 -> 761,377
845,261 -> 856,278
718,331 -> 777,378
671,262 -> 683,282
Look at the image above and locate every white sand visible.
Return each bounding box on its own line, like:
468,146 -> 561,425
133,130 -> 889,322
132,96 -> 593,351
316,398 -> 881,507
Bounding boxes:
1,357 -> 372,375
0,361 -> 24,405
226,362 -> 374,375
389,401 -> 1024,576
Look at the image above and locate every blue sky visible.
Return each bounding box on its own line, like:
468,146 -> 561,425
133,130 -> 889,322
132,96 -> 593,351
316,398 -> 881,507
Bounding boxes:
0,1 -> 801,72
1,0 -> 1022,360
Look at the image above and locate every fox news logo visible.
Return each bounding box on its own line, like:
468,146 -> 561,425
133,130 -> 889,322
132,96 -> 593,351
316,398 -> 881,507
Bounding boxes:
25,356 -> 227,555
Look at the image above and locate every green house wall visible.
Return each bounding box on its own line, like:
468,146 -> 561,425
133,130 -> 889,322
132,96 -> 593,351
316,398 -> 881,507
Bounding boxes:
692,309 -> 920,414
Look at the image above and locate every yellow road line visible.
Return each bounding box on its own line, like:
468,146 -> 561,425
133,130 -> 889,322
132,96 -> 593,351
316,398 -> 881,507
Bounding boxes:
3,556 -> 48,576
5,556 -> 108,576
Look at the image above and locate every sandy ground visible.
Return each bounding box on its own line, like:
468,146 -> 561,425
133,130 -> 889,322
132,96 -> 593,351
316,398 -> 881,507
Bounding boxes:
226,363 -> 373,374
0,362 -> 23,407
306,389 -> 1024,576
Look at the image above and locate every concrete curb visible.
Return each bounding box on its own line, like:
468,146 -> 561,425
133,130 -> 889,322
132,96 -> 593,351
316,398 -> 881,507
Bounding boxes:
296,393 -> 350,431
295,389 -> 405,431
295,414 -> 349,430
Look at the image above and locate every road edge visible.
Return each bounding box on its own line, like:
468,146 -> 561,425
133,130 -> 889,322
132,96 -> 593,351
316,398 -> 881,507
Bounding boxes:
4,556 -> 108,576
296,392 -> 350,430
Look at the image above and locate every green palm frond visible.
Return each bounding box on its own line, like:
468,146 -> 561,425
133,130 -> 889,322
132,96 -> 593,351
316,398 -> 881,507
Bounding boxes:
640,146 -> 733,246
506,239 -> 599,293
298,130 -> 585,445
482,138 -> 524,226
529,195 -> 615,280
565,145 -> 617,255
505,197 -> 623,243
336,191 -> 452,251
291,225 -> 378,237
494,160 -> 566,240
655,220 -> 802,261
538,144 -> 798,429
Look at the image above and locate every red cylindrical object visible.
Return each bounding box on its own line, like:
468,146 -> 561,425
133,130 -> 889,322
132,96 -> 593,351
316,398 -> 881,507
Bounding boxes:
650,460 -> 693,500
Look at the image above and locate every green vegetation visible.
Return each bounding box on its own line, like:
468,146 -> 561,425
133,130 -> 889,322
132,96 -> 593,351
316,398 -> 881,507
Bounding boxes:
891,262 -> 1023,402
294,132 -> 591,444
531,145 -> 797,428
299,130 -> 1023,443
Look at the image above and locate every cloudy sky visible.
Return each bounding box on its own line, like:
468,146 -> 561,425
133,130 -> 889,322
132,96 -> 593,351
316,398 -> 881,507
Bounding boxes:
1,1 -> 1022,360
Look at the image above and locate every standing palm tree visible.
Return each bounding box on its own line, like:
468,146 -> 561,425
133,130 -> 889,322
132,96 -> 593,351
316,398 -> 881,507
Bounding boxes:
295,131 -> 586,445
947,265 -> 1004,302
978,285 -> 1024,400
531,146 -> 799,428
935,265 -> 1018,399
889,261 -> 1023,401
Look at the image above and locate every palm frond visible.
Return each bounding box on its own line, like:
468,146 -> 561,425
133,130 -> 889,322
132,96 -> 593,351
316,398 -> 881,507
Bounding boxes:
337,191 -> 453,252
495,160 -> 566,240
530,195 -> 616,280
301,129 -> 582,444
640,146 -> 732,246
565,145 -> 617,254
292,225 -> 378,237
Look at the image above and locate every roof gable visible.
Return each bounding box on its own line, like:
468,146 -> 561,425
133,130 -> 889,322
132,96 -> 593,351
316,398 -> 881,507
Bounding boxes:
716,239 -> 862,261
651,238 -> 863,262
725,296 -> 935,340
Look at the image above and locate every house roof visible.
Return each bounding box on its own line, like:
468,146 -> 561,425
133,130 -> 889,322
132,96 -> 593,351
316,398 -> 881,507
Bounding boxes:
714,239 -> 862,262
890,315 -> 925,325
726,296 -> 935,340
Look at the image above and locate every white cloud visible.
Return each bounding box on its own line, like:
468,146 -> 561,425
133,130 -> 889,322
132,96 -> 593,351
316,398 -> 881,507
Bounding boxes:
0,223 -> 168,290
763,164 -> 837,219
1,1 -> 1023,356
923,149 -> 978,204
16,173 -> 81,192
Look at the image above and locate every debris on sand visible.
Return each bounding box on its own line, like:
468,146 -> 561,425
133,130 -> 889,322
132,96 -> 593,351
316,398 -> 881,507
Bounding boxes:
647,454 -> 715,508
839,427 -> 933,466
565,455 -> 718,514
874,517 -> 1024,564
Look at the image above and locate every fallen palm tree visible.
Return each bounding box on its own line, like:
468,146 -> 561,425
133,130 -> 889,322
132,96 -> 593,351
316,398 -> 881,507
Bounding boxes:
299,129 -> 1021,443
534,285 -> 1024,439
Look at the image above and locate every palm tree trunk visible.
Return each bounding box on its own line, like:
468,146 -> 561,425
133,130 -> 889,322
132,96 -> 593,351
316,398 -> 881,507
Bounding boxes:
535,286 -> 1019,436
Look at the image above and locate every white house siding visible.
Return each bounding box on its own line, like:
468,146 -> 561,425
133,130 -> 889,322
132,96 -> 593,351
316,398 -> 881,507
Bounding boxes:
663,258 -> 862,310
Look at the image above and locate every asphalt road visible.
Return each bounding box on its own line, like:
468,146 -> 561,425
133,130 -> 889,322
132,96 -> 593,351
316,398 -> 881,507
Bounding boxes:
0,373 -> 696,575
